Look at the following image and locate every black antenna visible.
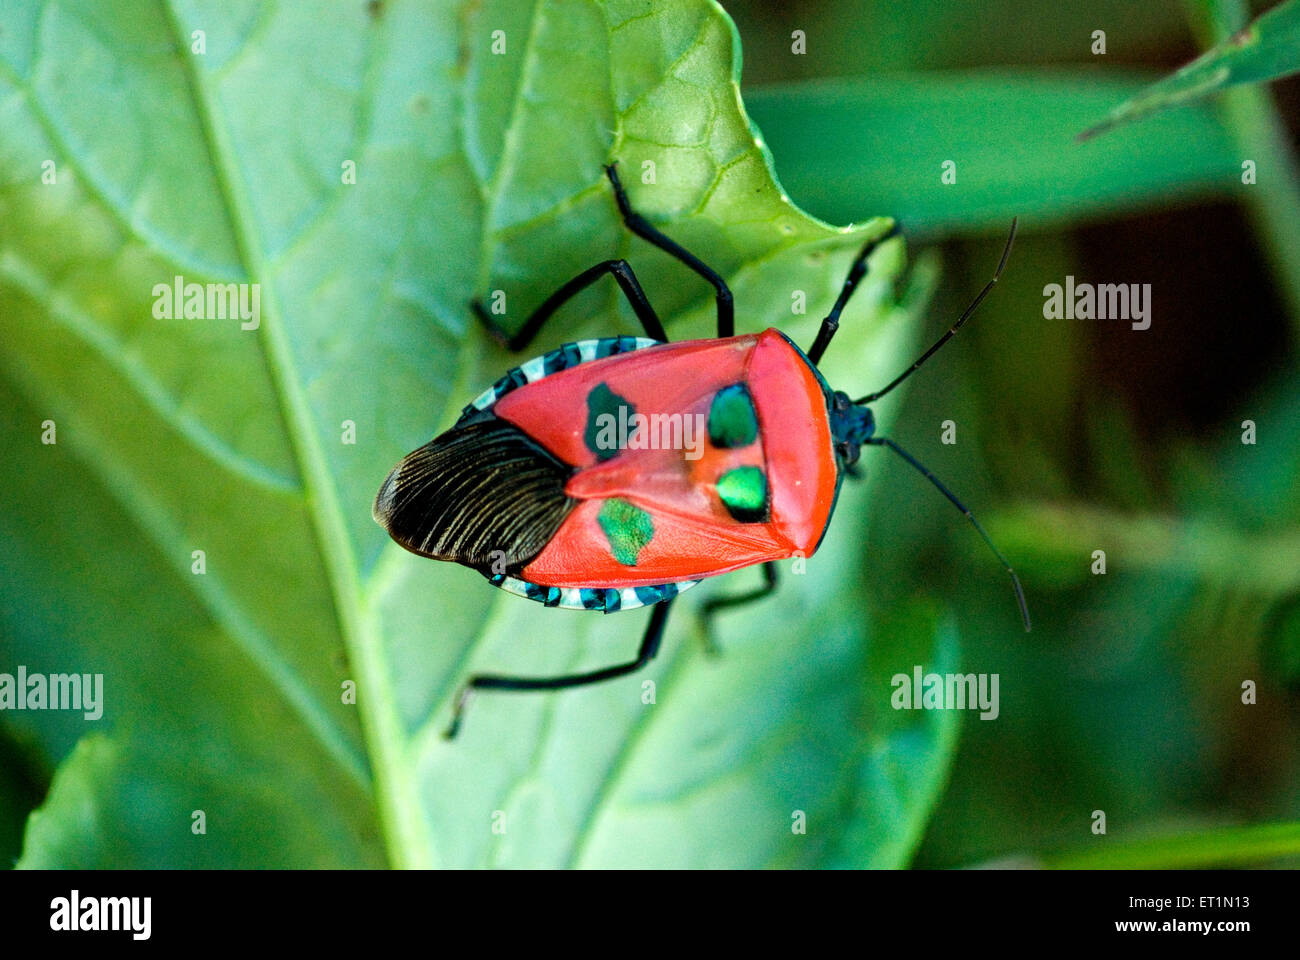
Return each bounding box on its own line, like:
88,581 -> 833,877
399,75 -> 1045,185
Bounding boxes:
866,437 -> 1031,632
855,218 -> 1018,406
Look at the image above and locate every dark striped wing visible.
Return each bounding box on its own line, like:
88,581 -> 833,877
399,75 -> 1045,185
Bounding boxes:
372,414 -> 576,573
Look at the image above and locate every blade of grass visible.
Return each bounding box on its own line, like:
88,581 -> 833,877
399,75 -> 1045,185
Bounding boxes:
744,70 -> 1240,237
1044,820 -> 1300,868
1079,0 -> 1300,140
1184,0 -> 1300,329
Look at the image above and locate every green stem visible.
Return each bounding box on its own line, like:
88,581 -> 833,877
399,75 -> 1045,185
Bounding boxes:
990,502 -> 1300,595
1187,0 -> 1300,330
1044,820 -> 1300,869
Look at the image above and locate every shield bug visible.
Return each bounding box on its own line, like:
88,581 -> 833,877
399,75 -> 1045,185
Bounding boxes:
375,164 -> 1029,736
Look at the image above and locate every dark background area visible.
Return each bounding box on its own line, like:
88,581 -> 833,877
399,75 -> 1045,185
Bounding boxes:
725,0 -> 1300,866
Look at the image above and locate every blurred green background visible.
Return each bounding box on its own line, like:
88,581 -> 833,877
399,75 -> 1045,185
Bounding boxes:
731,0 -> 1300,866
1,0 -> 1298,869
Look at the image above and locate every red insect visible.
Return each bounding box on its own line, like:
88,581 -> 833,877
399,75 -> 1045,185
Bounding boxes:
374,165 -> 1028,737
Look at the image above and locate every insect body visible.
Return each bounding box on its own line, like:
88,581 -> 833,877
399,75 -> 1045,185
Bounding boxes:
376,329 -> 846,608
375,165 -> 1029,737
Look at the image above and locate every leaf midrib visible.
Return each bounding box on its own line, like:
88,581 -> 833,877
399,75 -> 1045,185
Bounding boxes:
0,4 -> 373,798
157,0 -> 424,868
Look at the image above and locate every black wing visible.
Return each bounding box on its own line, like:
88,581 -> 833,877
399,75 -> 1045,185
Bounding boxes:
373,414 -> 575,573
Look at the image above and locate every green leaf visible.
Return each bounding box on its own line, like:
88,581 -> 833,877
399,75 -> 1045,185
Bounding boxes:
1079,0 -> 1300,141
3,0 -> 949,867
20,731 -> 378,868
744,70 -> 1241,235
822,601 -> 962,869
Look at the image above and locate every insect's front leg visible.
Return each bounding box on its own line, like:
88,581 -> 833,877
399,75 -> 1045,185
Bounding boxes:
471,257 -> 667,352
605,163 -> 736,338
806,223 -> 902,365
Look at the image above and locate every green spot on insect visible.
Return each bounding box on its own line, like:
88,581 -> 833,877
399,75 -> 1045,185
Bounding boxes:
708,383 -> 758,448
717,466 -> 768,522
585,382 -> 636,462
598,497 -> 654,565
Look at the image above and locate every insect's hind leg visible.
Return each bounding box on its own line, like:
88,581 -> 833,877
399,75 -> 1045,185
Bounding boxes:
605,163 -> 736,338
697,562 -> 779,657
444,598 -> 675,739
805,223 -> 902,365
472,257 -> 668,353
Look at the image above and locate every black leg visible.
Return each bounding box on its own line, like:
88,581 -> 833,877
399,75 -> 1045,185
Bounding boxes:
473,258 -> 668,353
605,163 -> 736,338
855,218 -> 1018,405
865,436 -> 1031,632
806,224 -> 902,366
698,562 -> 778,656
444,598 -> 675,738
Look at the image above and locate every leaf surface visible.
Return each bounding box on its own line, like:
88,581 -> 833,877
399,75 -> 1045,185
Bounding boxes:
3,0 -> 953,868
